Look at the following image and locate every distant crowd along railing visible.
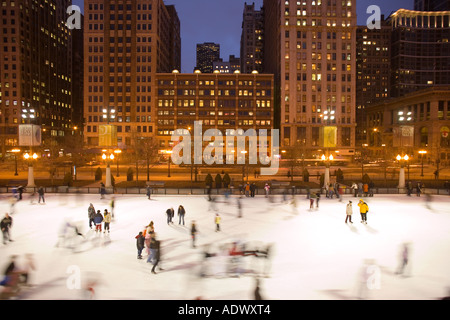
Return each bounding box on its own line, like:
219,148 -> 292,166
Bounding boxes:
0,186 -> 449,196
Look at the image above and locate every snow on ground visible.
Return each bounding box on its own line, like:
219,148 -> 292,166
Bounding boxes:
0,191 -> 449,300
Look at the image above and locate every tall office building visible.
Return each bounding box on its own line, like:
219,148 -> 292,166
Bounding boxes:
83,0 -> 181,149
356,15 -> 391,146
240,2 -> 264,74
0,0 -> 74,155
196,42 -> 220,73
264,0 -> 357,158
389,9 -> 450,98
156,71 -> 274,153
414,0 -> 450,11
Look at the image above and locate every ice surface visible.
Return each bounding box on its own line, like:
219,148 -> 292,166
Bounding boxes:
1,192 -> 449,300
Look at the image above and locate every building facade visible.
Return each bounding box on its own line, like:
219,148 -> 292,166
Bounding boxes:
365,86 -> 450,167
388,9 -> 450,98
240,2 -> 264,74
414,0 -> 450,11
83,0 -> 181,150
155,71 -> 274,159
0,0 -> 74,155
264,0 -> 357,160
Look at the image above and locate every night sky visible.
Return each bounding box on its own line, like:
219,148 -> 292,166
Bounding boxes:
72,0 -> 413,72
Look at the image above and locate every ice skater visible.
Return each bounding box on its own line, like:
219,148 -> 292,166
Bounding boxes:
358,199 -> 369,224
1,213 -> 13,245
191,221 -> 198,248
94,210 -> 103,232
395,242 -> 410,276
178,205 -> 186,225
88,203 -> 96,229
166,207 -> 174,224
135,231 -> 145,259
151,239 -> 163,274
345,201 -> 353,224
37,187 -> 45,204
103,209 -> 111,233
215,213 -> 221,232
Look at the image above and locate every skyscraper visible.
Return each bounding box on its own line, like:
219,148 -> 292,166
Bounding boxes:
414,0 -> 450,11
264,0 -> 357,158
356,15 -> 391,146
83,0 -> 181,149
388,9 -> 450,97
196,42 -> 220,74
240,2 -> 264,74
0,0 -> 74,154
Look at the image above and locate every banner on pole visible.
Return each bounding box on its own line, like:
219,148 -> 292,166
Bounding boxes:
18,124 -> 41,146
393,126 -> 414,147
320,126 -> 337,148
99,125 -> 117,147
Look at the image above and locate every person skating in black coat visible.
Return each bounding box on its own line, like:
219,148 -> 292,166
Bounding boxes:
135,232 -> 145,259
1,213 -> 13,244
166,207 -> 174,224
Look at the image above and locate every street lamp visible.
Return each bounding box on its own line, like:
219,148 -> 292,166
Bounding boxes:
418,150 -> 427,177
321,153 -> 333,188
167,150 -> 173,177
11,148 -> 21,176
396,154 -> 409,188
241,150 -> 248,182
23,152 -> 38,187
102,152 -> 115,188
114,149 -> 122,177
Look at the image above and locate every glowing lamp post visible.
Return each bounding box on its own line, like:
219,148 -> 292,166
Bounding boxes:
321,154 -> 334,188
23,152 -> 38,187
167,150 -> 173,177
418,150 -> 427,177
114,149 -> 122,177
396,154 -> 409,188
11,148 -> 21,176
102,152 -> 115,188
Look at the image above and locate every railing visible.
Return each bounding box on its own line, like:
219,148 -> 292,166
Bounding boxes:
0,186 -> 449,196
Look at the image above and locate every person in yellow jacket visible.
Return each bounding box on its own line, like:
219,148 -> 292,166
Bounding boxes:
215,213 -> 221,232
358,199 -> 369,224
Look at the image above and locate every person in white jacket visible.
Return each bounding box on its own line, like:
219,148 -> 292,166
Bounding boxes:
345,200 -> 353,224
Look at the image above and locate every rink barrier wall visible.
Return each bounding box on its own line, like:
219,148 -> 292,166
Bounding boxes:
0,186 -> 449,196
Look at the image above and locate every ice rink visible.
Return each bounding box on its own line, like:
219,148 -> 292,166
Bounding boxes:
1,191 -> 449,300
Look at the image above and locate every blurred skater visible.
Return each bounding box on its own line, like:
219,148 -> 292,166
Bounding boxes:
237,196 -> 242,218
254,278 -> 264,300
264,183 -> 270,198
146,186 -> 151,200
110,197 -> 115,220
21,254 -> 36,286
191,221 -> 198,248
1,213 -> 13,245
215,213 -> 221,232
88,203 -> 96,229
395,242 -> 410,277
38,187 -> 45,204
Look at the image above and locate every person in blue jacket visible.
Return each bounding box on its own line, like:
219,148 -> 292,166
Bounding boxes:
94,210 -> 103,232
